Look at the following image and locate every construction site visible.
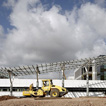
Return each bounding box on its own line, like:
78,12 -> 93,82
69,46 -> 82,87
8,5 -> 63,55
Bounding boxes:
0,55 -> 106,106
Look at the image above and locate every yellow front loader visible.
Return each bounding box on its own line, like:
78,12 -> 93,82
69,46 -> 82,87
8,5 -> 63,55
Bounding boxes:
23,79 -> 68,97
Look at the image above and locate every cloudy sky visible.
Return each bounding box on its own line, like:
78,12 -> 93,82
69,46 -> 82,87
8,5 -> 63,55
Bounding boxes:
0,0 -> 106,69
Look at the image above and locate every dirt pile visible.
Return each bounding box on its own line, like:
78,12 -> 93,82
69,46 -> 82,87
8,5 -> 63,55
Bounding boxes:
0,95 -> 18,101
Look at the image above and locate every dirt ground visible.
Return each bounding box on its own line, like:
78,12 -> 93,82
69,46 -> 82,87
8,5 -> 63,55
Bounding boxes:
0,95 -> 18,101
0,96 -> 106,106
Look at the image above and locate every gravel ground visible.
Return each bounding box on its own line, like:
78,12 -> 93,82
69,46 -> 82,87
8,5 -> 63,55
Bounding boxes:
0,96 -> 106,106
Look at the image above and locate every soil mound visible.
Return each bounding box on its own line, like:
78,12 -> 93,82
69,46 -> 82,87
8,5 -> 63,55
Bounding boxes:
0,95 -> 18,101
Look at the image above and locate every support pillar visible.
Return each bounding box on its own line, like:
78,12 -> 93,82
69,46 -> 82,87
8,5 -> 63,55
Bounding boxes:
61,63 -> 65,87
84,67 -> 89,97
8,70 -> 13,96
62,70 -> 64,87
36,66 -> 39,89
92,60 -> 97,80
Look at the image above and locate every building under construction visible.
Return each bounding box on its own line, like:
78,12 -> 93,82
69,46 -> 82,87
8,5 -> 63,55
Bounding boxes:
75,55 -> 106,80
0,55 -> 106,97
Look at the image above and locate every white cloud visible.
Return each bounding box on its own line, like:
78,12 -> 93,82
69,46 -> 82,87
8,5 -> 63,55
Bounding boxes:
0,25 -> 4,36
0,25 -> 7,66
0,25 -> 4,54
94,0 -> 106,7
0,0 -> 106,76
76,39 -> 106,59
74,3 -> 106,58
3,0 -> 16,8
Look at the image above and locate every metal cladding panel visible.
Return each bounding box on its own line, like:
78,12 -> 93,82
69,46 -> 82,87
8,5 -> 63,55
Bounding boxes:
0,79 -> 43,87
65,80 -> 106,88
0,79 -> 106,88
65,80 -> 86,87
0,92 -> 22,97
0,79 -> 10,87
13,79 -> 43,87
53,80 -> 62,87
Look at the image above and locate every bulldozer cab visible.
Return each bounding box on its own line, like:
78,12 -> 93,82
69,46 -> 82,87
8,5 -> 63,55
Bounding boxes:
29,83 -> 33,90
42,79 -> 53,91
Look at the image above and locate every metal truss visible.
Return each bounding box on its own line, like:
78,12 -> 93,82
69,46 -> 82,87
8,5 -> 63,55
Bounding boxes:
0,55 -> 106,96
0,55 -> 106,78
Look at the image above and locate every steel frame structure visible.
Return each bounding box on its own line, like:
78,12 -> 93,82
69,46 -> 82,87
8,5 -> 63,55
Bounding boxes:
0,55 -> 106,96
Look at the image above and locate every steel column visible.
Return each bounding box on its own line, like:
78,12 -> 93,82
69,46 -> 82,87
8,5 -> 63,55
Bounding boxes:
62,63 -> 65,87
8,70 -> 13,96
84,67 -> 89,96
36,66 -> 39,89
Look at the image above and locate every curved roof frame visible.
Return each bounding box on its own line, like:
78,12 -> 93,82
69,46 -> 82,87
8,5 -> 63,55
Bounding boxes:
0,55 -> 106,78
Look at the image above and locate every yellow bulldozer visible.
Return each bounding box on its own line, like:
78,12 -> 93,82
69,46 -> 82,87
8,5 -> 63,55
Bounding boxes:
23,79 -> 68,97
